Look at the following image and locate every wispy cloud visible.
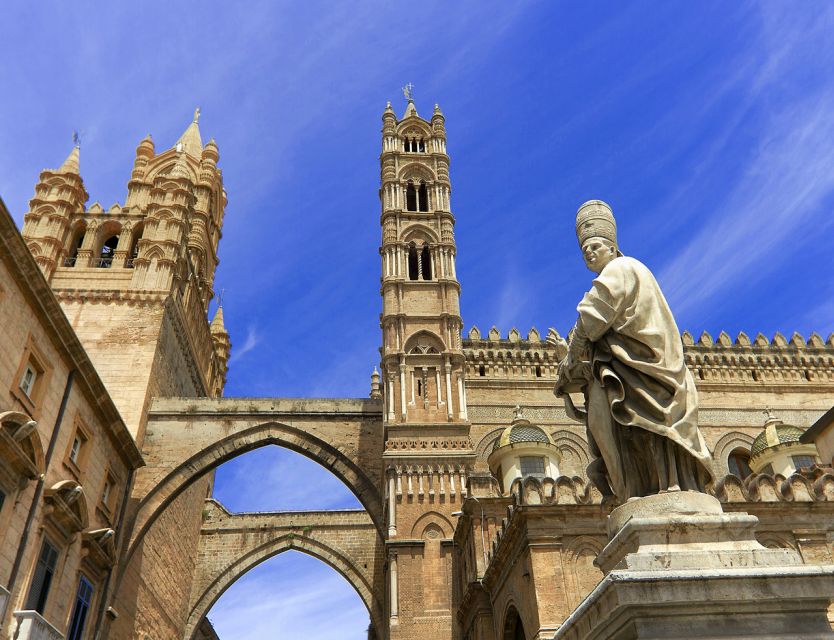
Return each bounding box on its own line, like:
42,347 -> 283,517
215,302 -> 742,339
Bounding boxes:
657,4 -> 834,318
229,325 -> 260,364
208,551 -> 368,640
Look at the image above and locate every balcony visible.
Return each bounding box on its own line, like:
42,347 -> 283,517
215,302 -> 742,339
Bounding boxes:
12,610 -> 64,640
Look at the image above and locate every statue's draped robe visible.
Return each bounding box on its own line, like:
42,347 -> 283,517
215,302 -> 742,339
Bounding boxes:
577,256 -> 712,499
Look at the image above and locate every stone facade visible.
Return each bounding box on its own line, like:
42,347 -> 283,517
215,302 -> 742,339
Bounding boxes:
1,100 -> 833,640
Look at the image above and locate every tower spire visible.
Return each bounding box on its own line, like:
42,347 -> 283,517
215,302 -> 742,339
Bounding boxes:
174,107 -> 203,157
59,145 -> 80,174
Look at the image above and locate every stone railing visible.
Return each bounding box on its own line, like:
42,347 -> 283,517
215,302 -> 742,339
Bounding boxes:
11,610 -> 64,640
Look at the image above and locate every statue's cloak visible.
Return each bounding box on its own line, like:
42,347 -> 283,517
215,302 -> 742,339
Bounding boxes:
577,256 -> 713,495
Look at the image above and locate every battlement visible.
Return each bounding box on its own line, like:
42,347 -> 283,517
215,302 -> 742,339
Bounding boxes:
463,326 -> 834,388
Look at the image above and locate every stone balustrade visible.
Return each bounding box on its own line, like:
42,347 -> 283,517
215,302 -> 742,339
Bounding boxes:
11,610 -> 64,640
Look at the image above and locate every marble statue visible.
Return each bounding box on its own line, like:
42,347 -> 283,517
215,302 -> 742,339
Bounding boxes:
554,200 -> 713,501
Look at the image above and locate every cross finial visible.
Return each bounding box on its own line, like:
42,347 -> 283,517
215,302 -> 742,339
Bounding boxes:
513,405 -> 525,421
193,107 -> 201,123
72,130 -> 81,148
402,82 -> 414,101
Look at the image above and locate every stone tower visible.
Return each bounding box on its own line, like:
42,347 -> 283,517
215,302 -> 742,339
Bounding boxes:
20,111 -> 231,638
21,110 -> 230,443
379,97 -> 473,639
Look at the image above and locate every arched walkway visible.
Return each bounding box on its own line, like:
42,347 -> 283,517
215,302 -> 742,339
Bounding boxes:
111,398 -> 385,625
184,502 -> 384,639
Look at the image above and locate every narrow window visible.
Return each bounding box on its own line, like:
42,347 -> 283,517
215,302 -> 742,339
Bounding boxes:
65,231 -> 85,267
418,139 -> 425,152
418,181 -> 429,212
25,539 -> 59,613
67,576 -> 94,640
479,365 -> 486,377
408,245 -> 419,280
19,365 -> 37,397
417,380 -> 422,397
406,181 -> 417,211
421,246 -> 432,280
101,479 -> 111,506
70,436 -> 82,464
520,456 -> 546,477
127,228 -> 143,268
535,365 -> 542,378
98,235 -> 119,268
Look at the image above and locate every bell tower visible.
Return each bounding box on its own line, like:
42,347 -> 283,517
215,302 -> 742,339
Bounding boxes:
379,97 -> 467,427
379,95 -> 473,640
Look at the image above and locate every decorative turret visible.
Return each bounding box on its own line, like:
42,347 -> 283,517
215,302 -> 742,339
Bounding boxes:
370,368 -> 382,399
210,305 -> 231,397
749,410 -> 819,476
487,406 -> 561,494
21,143 -> 89,280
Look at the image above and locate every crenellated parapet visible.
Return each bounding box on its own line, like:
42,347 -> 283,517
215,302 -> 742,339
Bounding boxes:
463,326 -> 834,388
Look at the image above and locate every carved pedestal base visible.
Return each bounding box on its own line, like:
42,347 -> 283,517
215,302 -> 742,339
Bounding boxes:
554,492 -> 834,639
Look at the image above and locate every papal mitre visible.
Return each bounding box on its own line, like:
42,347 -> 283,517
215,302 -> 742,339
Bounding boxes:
575,200 -> 617,247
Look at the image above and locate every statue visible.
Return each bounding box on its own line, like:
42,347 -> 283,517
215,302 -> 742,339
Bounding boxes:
554,200 -> 713,501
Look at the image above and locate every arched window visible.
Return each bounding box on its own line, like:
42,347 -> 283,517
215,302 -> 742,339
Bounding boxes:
64,229 -> 85,267
127,226 -> 143,268
406,181 -> 417,211
97,236 -> 119,268
418,138 -> 426,152
421,246 -> 432,280
408,244 -> 419,280
728,448 -> 753,480
418,181 -> 429,212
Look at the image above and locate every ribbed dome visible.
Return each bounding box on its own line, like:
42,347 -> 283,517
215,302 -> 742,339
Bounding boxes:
751,420 -> 806,458
492,418 -> 555,452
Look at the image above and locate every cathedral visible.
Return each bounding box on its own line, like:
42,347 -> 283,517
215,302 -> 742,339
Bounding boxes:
0,97 -> 833,640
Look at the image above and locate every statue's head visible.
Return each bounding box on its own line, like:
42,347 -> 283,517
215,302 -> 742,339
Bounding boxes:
576,200 -> 621,274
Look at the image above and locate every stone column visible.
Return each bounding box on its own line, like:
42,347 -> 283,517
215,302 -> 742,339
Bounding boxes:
389,552 -> 398,620
444,360 -> 454,420
388,473 -> 396,537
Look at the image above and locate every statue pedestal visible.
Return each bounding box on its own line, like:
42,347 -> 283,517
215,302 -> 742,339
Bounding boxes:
554,492 -> 834,639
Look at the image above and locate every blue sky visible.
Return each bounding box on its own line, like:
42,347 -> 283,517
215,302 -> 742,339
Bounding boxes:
3,2 -> 834,637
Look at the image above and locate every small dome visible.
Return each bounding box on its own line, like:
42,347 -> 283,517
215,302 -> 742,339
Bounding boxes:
492,407 -> 556,452
751,416 -> 806,458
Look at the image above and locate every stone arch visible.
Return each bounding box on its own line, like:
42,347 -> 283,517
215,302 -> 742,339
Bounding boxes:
712,431 -> 755,476
410,510 -> 454,539
501,603 -> 526,640
563,536 -> 605,609
475,428 -> 505,466
551,430 -> 590,480
184,533 -> 382,640
404,330 -> 446,354
401,223 -> 439,244
125,421 -> 383,565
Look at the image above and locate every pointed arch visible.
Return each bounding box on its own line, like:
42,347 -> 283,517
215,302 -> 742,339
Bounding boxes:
184,531 -> 383,640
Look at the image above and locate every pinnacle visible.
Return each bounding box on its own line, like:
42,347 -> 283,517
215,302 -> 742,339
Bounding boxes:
210,305 -> 227,333
59,145 -> 80,174
403,100 -> 418,119
174,107 -> 203,157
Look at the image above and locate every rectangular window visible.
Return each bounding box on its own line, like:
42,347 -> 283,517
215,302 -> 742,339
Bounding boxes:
19,366 -> 37,397
25,539 -> 59,613
70,436 -> 82,464
520,456 -> 546,477
792,455 -> 817,470
67,576 -> 94,640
